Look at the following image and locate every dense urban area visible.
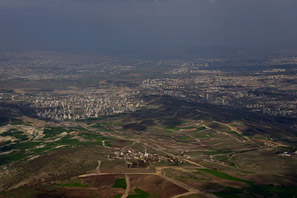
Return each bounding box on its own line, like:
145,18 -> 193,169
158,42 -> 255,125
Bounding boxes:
1,51 -> 296,128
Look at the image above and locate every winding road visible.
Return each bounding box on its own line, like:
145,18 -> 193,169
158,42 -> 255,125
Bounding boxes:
82,128 -> 216,198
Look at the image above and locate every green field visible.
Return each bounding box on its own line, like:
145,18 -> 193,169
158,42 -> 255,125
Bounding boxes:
1,129 -> 29,141
11,120 -> 32,126
197,169 -> 253,184
0,151 -> 29,165
176,136 -> 192,140
127,188 -> 150,198
197,126 -> 206,131
215,185 -> 297,198
67,126 -> 87,131
112,178 -> 127,189
0,129 -> 112,165
79,132 -> 109,141
165,126 -> 180,132
43,127 -> 67,138
0,141 -> 42,165
227,131 -> 246,140
181,126 -> 196,130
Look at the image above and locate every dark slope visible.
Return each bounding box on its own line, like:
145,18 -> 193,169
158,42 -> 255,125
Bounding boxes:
127,95 -> 297,144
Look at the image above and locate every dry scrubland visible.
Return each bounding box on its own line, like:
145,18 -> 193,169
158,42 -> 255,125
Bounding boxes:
1,96 -> 297,198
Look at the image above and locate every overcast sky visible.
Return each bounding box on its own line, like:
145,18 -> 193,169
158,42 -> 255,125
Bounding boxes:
1,0 -> 297,56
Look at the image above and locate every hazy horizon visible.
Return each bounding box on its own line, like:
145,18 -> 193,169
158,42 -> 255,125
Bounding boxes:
1,0 -> 297,56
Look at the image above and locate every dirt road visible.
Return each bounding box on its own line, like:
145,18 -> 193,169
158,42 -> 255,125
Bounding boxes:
121,174 -> 130,198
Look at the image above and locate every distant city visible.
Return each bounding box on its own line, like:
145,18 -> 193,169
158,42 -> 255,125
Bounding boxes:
1,51 -> 296,129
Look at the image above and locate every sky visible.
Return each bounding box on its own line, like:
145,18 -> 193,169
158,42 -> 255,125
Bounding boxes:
1,0 -> 297,56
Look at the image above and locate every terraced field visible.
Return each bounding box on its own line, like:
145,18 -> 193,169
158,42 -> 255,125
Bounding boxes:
1,96 -> 297,198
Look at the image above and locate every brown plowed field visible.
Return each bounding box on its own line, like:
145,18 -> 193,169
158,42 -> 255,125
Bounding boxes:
37,174 -> 188,198
62,174 -> 126,198
128,174 -> 187,198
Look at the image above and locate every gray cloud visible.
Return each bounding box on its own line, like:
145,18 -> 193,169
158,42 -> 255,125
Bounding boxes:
0,0 -> 297,55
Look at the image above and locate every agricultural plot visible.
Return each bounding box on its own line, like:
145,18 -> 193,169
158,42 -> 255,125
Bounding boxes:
112,178 -> 127,189
0,121 -> 114,165
1,96 -> 297,198
197,169 -> 253,184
